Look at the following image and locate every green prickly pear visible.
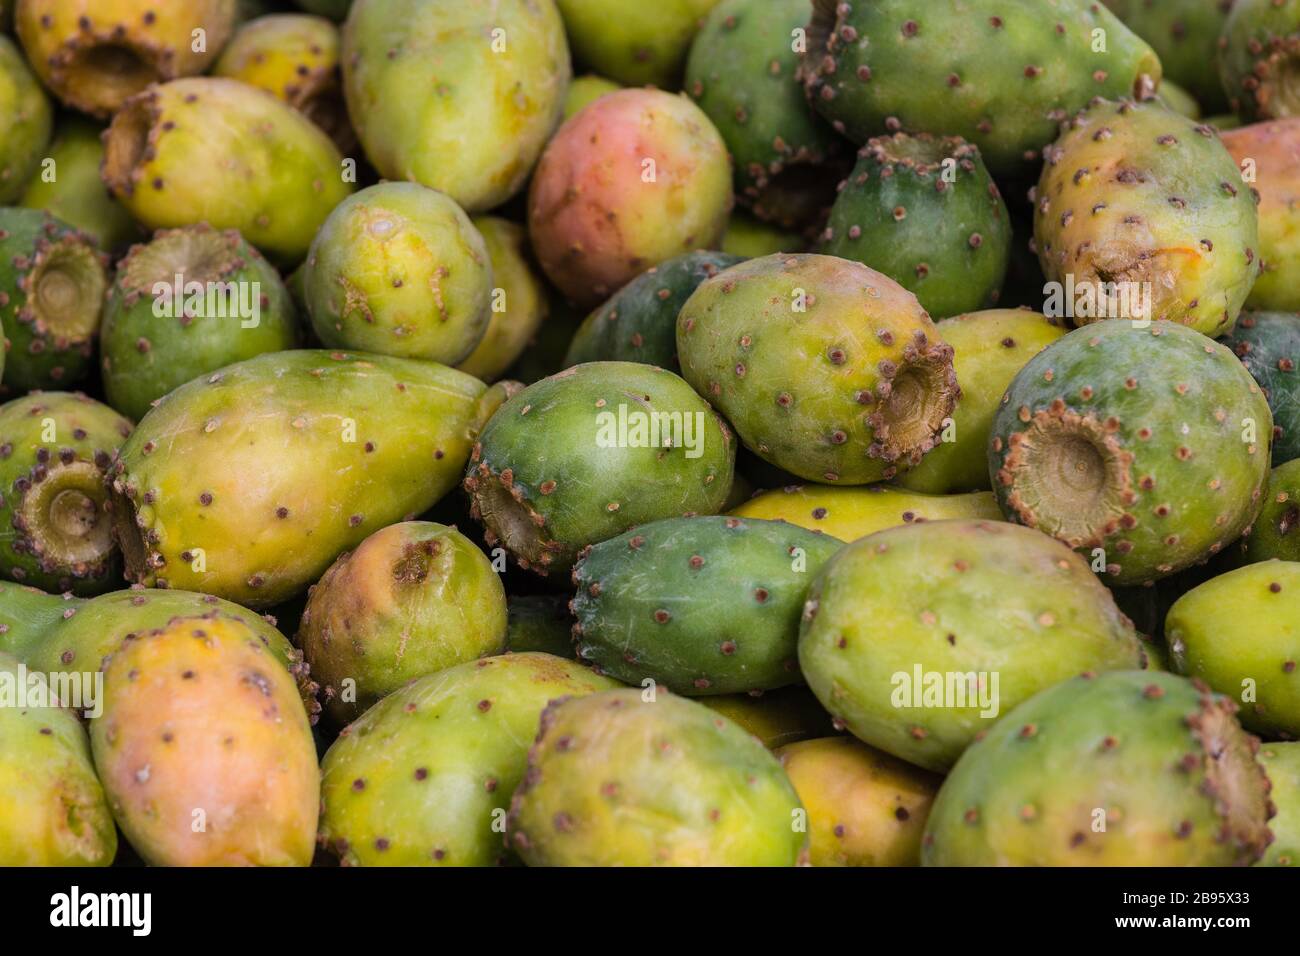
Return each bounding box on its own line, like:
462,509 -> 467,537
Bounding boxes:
0,33 -> 52,203
1222,311 -> 1300,465
989,321 -> 1273,585
107,350 -> 487,608
1240,459 -> 1300,563
319,652 -> 619,866
921,671 -> 1275,866
1219,0 -> 1300,122
563,74 -> 621,120
677,253 -> 959,484
555,0 -> 720,88
722,211 -> 807,258
1156,79 -> 1203,119
1260,742 -> 1300,865
0,579 -> 78,660
571,516 -> 843,695
506,688 -> 806,866
731,485 -> 1001,540
1105,0 -> 1233,112
1222,120 -> 1300,312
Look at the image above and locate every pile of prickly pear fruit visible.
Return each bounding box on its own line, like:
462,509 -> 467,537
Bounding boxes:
1,0 -> 1300,873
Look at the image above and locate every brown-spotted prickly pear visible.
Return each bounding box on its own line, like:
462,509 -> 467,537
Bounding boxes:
0,32 -> 51,203
677,253 -> 959,485
108,350 -> 487,608
1222,121 -> 1300,312
1219,0 -> 1300,122
1105,0 -> 1234,113
555,0 -> 719,88
506,688 -> 806,866
922,671 -> 1275,865
1240,459 -> 1300,563
1221,311 -> 1300,465
730,485 -> 1002,541
1261,742 -> 1299,866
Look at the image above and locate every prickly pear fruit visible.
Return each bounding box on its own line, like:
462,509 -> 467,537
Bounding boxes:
528,88 -> 733,307
0,208 -> 109,393
571,516 -> 843,695
1222,311 -> 1300,464
1034,98 -> 1260,337
108,350 -> 487,608
0,579 -> 77,660
564,251 -> 744,372
101,77 -> 353,265
464,361 -> 735,576
921,671 -> 1275,866
0,392 -> 131,595
91,613 -> 318,866
555,0 -> 719,88
319,652 -> 618,866
686,0 -> 845,230
777,737 -> 940,866
303,182 -> 491,364
0,651 -> 116,866
1167,561 -> 1300,738
1222,120 -> 1300,311
455,218 -> 549,383
800,0 -> 1161,176
1156,79 -> 1202,119
701,685 -> 834,749
1220,0 -> 1300,121
343,0 -> 569,214
504,594 -> 575,659
15,0 -> 236,118
989,321 -> 1273,585
100,225 -> 298,422
722,211 -> 806,258
299,521 -> 506,724
896,310 -> 1066,494
507,688 -> 806,866
1241,459 -> 1300,563
677,253 -> 959,484
1105,0 -> 1233,112
0,33 -> 50,204
563,74 -> 621,120
1260,742 -> 1300,865
822,134 -> 1011,320
732,485 -> 1001,540
799,520 -> 1145,771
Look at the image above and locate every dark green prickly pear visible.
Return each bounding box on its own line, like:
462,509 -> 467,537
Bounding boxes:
677,253 -> 959,484
800,0 -> 1161,176
1222,311 -> 1300,465
100,225 -> 298,422
1034,98 -> 1260,337
685,0 -> 846,231
0,33 -> 51,203
464,362 -> 736,576
564,251 -> 744,372
990,321 -> 1273,585
571,516 -> 843,695
1104,0 -> 1234,113
1219,0 -> 1300,121
1261,742 -> 1300,865
822,133 -> 1011,320
1240,459 -> 1300,562
319,652 -> 619,866
0,208 -> 109,393
108,350 -> 487,608
921,671 -> 1275,866
506,688 -> 807,866
799,519 -> 1145,772
504,594 -> 575,659
0,392 -> 131,595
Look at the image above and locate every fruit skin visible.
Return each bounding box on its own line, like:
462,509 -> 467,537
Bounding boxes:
1105,0 -> 1234,113
800,0 -> 1161,177
564,251 -> 744,372
343,0 -> 569,214
556,0 -> 720,88
732,485 -> 1001,540
90,613 -> 319,866
19,117 -> 140,252
504,594 -> 575,659
1240,459 -> 1300,562
1167,561 -> 1300,738
303,182 -> 491,365
989,321 -> 1273,586
685,0 -> 845,231
0,208 -> 109,393
571,516 -> 843,696
0,579 -> 76,660
319,652 -> 619,867
107,350 -> 487,608
299,521 -> 507,725
1260,742 -> 1300,865
1219,0 -> 1300,121
101,77 -> 353,266
822,133 -> 1011,320
507,688 -> 806,866
528,88 -> 734,307
15,0 -> 236,119
454,218 -> 549,383
0,392 -> 131,595
777,737 -> 940,866
1156,79 -> 1202,120
100,225 -> 299,422
677,253 -> 959,485
799,519 -> 1145,772
0,651 -> 116,866
897,310 -> 1066,494
722,211 -> 806,258
1222,120 -> 1300,311
464,361 -> 736,576
563,73 -> 620,120
921,671 -> 1275,866
1034,98 -> 1260,338
1222,311 -> 1300,464
700,685 -> 834,749
0,33 -> 51,204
